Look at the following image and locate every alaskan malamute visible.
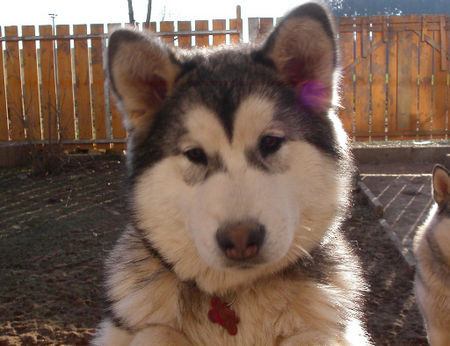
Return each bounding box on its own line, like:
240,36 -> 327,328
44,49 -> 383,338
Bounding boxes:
94,2 -> 370,344
414,164 -> 450,346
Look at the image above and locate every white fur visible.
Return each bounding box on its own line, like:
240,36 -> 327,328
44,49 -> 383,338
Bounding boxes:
414,204 -> 450,346
133,94 -> 344,294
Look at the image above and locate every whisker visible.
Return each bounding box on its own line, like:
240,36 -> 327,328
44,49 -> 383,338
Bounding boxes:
299,224 -> 312,232
293,243 -> 312,260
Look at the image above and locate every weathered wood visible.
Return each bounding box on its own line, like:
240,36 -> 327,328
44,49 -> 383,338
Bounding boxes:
338,29 -> 355,137
418,24 -> 433,139
439,16 -> 447,71
177,21 -> 192,48
195,20 -> 209,47
248,18 -> 259,44
56,25 -> 76,141
22,26 -> 41,141
160,21 -> 175,45
39,25 -> 58,142
91,24 -> 107,143
142,22 -> 156,32
371,23 -> 387,141
212,20 -> 226,47
387,27 -> 399,140
432,30 -> 447,139
361,17 -> 370,58
396,30 -> 418,137
5,26 -> 24,140
0,27 -> 8,141
229,9 -> 242,45
74,25 -> 93,140
259,18 -> 273,41
354,28 -> 371,141
0,15 -> 448,147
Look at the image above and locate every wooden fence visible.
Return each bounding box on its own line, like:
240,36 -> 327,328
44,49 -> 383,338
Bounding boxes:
251,14 -> 450,141
0,9 -> 448,152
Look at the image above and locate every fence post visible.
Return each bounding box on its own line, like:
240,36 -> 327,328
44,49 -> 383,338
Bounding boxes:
0,27 -> 8,141
22,26 -> 41,141
56,25 -> 76,143
5,26 -> 25,140
230,6 -> 242,44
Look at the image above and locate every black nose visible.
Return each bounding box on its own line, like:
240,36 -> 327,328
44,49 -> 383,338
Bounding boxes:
216,221 -> 266,261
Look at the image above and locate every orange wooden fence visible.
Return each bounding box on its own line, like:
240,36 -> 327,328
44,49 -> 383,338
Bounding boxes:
250,14 -> 450,141
0,11 -> 448,152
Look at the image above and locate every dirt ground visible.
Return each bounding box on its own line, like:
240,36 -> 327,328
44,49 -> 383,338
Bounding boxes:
0,156 -> 427,345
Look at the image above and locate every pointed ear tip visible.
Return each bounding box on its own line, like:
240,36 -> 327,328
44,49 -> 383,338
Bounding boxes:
109,28 -> 144,46
433,164 -> 449,177
287,1 -> 333,20
279,2 -> 336,44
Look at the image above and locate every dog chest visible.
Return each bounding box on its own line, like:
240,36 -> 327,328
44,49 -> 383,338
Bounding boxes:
178,276 -> 349,345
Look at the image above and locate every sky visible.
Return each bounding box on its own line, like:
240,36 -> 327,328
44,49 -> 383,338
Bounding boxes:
1,0 -> 305,27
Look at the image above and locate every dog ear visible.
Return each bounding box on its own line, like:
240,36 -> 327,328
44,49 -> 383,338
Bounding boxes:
107,29 -> 180,132
432,165 -> 450,206
254,2 -> 337,112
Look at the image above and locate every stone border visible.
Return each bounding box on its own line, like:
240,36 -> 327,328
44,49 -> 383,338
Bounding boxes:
353,145 -> 450,165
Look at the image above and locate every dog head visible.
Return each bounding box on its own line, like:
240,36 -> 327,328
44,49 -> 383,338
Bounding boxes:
107,2 -> 352,294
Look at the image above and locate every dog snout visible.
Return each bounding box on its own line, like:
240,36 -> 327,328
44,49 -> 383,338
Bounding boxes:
216,222 -> 266,261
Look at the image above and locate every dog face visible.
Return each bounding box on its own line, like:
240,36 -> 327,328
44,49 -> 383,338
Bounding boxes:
108,2 -> 351,293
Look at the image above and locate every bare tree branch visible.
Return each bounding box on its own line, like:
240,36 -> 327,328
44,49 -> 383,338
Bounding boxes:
127,0 -> 135,24
145,0 -> 152,27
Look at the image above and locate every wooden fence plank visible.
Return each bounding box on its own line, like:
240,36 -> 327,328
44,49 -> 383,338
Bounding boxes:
387,27 -> 399,139
195,20 -> 209,47
22,26 -> 41,141
230,5 -> 242,44
212,20 -> 226,46
229,15 -> 242,45
73,24 -> 92,140
248,18 -> 259,44
338,28 -> 355,137
439,16 -> 448,71
91,24 -> 107,144
0,28 -> 8,141
418,21 -> 433,139
354,20 -> 371,140
371,20 -> 387,140
5,26 -> 25,140
39,25 -> 58,142
397,30 -> 418,137
143,22 -> 156,32
56,25 -> 75,141
0,15 -> 447,146
107,24 -> 127,146
177,21 -> 192,48
259,18 -> 273,41
160,21 -> 175,45
432,29 -> 447,138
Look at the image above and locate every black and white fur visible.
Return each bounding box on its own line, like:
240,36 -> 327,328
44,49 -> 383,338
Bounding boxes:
93,2 -> 370,344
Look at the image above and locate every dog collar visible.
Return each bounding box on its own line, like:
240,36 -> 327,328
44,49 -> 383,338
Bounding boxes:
208,296 -> 240,335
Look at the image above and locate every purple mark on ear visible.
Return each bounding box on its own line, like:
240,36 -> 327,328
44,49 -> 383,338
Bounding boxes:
296,80 -> 329,110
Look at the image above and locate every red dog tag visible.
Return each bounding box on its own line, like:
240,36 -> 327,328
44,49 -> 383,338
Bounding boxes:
208,296 -> 240,335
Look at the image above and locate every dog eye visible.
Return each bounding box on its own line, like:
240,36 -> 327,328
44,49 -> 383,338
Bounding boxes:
259,135 -> 285,157
183,148 -> 208,165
